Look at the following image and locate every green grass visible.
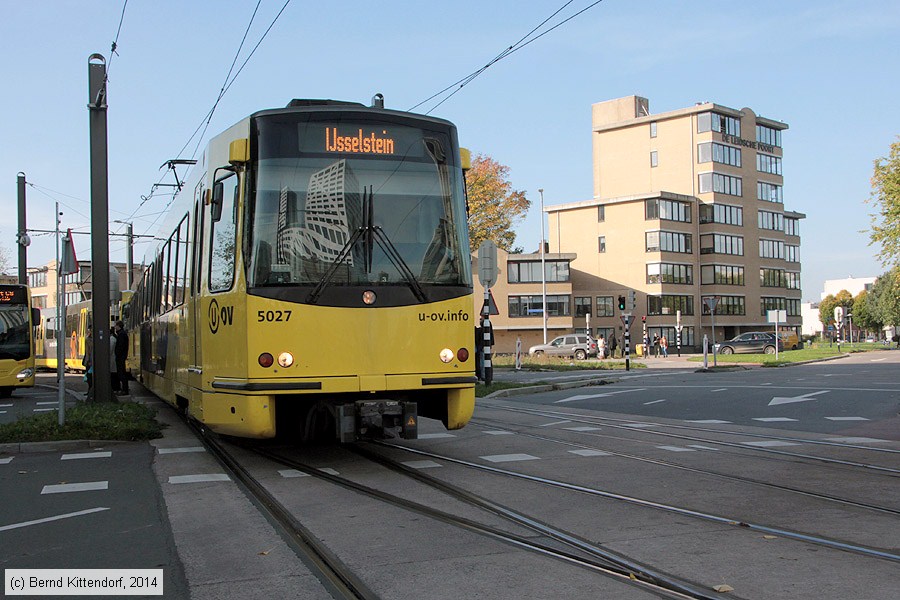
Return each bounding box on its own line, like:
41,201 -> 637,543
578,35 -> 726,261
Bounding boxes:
0,402 -> 165,443
688,343 -> 890,366
491,354 -> 646,371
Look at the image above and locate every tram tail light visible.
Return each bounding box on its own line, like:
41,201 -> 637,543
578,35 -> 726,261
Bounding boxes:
457,348 -> 469,362
258,353 -> 274,368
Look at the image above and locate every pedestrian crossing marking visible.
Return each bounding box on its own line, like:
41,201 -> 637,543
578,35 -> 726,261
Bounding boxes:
41,481 -> 109,494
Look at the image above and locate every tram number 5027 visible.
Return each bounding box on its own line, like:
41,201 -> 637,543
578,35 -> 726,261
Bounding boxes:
257,310 -> 292,323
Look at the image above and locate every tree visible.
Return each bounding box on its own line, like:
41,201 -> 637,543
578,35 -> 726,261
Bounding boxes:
868,138 -> 900,266
872,267 -> 900,327
465,154 -> 530,252
818,290 -> 853,330
852,290 -> 881,333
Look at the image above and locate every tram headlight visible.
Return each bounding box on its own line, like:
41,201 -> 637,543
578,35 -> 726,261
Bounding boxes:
277,352 -> 294,368
258,353 -> 274,368
16,368 -> 34,381
439,348 -> 454,363
362,290 -> 376,305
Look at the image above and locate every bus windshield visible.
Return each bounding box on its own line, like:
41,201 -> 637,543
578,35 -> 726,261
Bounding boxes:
0,305 -> 30,360
247,115 -> 471,291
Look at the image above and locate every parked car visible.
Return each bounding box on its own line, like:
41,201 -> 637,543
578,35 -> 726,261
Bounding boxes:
714,332 -> 783,355
528,334 -> 597,360
779,331 -> 800,350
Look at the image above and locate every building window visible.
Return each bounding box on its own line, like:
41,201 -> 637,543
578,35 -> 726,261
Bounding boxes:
508,261 -> 570,283
646,231 -> 692,254
650,151 -> 658,167
786,298 -> 800,316
759,239 -> 785,259
760,296 -> 786,316
597,205 -> 605,222
700,264 -> 745,285
646,198 -> 691,223
699,203 -> 743,226
598,236 -> 606,253
651,326 -> 694,347
700,234 -> 743,256
648,294 -> 694,316
698,172 -> 742,196
784,217 -> 799,236
760,268 -> 786,288
756,124 -> 782,147
785,271 -> 801,290
698,142 -> 742,167
785,244 -> 800,263
596,296 -> 614,317
647,263 -> 693,285
650,121 -> 657,138
698,112 -> 741,137
757,153 -> 782,175
757,181 -> 783,203
575,296 -> 592,317
702,295 -> 745,315
28,270 -> 48,288
757,210 -> 784,231
508,295 -> 571,317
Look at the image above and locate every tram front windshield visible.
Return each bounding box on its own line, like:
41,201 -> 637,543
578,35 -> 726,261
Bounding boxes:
247,115 -> 471,291
0,305 -> 30,360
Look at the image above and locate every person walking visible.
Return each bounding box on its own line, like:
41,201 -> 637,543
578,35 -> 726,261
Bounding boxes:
652,333 -> 660,357
642,333 -> 650,359
83,327 -> 94,401
660,334 -> 668,358
114,320 -> 130,395
609,334 -> 618,359
597,335 -> 606,360
109,332 -> 119,393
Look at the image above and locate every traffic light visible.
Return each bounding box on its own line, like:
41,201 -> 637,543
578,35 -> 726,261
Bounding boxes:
617,295 -> 626,311
628,290 -> 636,310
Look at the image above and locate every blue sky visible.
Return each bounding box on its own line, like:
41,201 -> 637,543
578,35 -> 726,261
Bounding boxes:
2,0 -> 898,301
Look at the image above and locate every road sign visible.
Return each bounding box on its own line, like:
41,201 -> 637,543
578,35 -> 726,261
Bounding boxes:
767,310 -> 787,323
477,240 -> 498,288
833,306 -> 844,324
703,296 -> 719,312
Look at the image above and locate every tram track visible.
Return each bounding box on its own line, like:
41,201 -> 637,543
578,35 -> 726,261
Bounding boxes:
468,416 -> 900,516
485,403 -> 900,475
373,442 -> 900,564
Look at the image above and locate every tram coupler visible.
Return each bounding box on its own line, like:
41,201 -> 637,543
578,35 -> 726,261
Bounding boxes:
337,400 -> 417,443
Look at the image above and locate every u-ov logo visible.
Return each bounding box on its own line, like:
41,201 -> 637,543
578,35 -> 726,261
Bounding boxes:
209,299 -> 220,334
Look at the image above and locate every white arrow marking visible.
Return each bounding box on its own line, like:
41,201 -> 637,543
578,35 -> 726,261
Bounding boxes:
555,388 -> 646,404
768,390 -> 830,406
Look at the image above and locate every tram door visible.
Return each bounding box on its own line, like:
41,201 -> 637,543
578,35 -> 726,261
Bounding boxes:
189,188 -> 205,391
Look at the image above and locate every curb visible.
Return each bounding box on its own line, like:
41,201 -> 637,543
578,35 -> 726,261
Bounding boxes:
483,377 -> 612,399
0,439 -> 133,455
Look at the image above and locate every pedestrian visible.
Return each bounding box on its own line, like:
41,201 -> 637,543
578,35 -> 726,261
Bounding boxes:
109,331 -> 119,393
83,327 -> 94,400
660,334 -> 668,358
114,320 -> 130,395
597,335 -> 606,359
652,333 -> 660,357
609,334 -> 618,358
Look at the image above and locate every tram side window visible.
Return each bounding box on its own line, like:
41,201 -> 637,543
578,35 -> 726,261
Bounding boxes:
209,169 -> 239,293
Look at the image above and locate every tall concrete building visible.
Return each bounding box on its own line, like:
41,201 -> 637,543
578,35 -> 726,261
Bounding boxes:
545,96 -> 803,350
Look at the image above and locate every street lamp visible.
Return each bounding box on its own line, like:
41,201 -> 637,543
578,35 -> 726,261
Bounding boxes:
538,188 -> 547,344
112,220 -> 134,289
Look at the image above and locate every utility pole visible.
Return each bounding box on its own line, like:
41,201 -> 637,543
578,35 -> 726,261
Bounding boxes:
88,54 -> 111,402
17,172 -> 29,284
126,222 -> 134,290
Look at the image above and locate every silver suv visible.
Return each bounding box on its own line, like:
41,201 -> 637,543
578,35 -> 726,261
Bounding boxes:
528,334 -> 597,360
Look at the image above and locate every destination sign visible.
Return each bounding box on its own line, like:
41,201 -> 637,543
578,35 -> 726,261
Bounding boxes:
325,128 -> 395,155
0,286 -> 26,303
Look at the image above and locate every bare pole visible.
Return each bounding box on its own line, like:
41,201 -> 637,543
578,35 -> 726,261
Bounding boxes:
539,188 -> 547,344
56,205 -> 67,425
17,173 -> 28,284
88,54 -> 111,402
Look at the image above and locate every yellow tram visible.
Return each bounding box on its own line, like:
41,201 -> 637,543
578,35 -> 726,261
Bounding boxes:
127,98 -> 475,440
0,284 -> 37,397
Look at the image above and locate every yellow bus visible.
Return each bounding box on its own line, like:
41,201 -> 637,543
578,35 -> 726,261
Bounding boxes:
128,98 -> 475,440
0,284 -> 38,397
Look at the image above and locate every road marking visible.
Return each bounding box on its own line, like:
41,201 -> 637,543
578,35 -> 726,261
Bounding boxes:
753,417 -> 798,422
563,426 -> 601,432
568,449 -> 611,457
0,507 -> 110,533
168,474 -> 230,484
278,469 -> 310,478
41,481 -> 109,495
741,440 -> 800,447
657,445 -> 695,452
826,437 -> 890,443
870,358 -> 887,362
622,423 -> 657,428
157,446 -> 206,454
555,388 -> 646,404
768,390 -> 830,406
540,420 -> 572,427
61,451 -> 112,460
760,382 -> 773,386
318,468 -> 340,475
643,399 -> 667,405
418,433 -> 456,439
481,453 -> 540,463
0,403 -> 12,408
0,457 -> 13,464
35,401 -> 59,405
483,430 -> 514,435
686,420 -> 731,424
402,460 -> 443,469
0,411 -> 6,415
711,388 -> 728,392
688,445 -> 719,450
33,408 -> 56,412
825,416 -> 869,421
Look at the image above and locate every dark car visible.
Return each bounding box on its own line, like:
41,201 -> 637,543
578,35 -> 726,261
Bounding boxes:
715,332 -> 783,355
